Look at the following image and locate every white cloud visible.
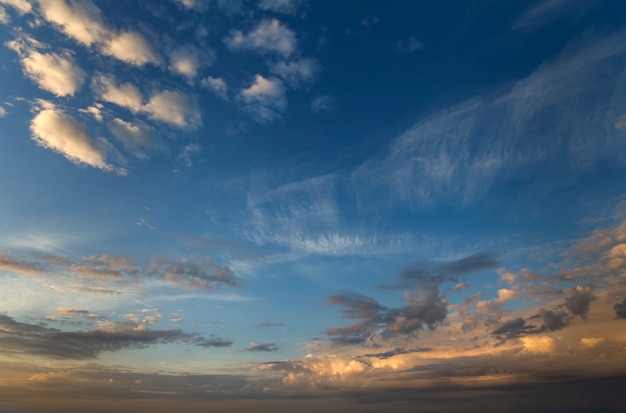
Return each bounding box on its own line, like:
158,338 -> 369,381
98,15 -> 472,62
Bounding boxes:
7,36 -> 86,96
107,118 -> 154,158
78,104 -> 103,122
0,106 -> 6,117
36,0 -> 107,46
238,74 -> 286,123
104,30 -> 160,66
225,19 -> 297,57
258,0 -> 306,15
93,75 -> 144,113
0,5 -> 10,24
201,76 -> 228,100
167,44 -> 214,79
30,105 -> 113,171
270,57 -> 320,88
143,90 -> 201,128
0,0 -> 32,14
310,94 -> 335,113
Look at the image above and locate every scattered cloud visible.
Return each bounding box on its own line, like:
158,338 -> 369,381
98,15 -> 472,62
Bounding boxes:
92,75 -> 144,113
238,74 -> 286,123
0,5 -> 9,24
258,0 -> 306,16
30,104 -> 115,171
225,19 -> 297,57
143,90 -> 201,128
392,36 -> 422,54
310,94 -> 335,113
202,76 -> 228,100
270,57 -> 320,89
107,118 -> 154,157
103,30 -> 160,66
564,285 -> 593,319
246,342 -> 279,352
36,0 -> 107,46
167,44 -> 215,79
0,106 -> 6,117
0,0 -> 31,14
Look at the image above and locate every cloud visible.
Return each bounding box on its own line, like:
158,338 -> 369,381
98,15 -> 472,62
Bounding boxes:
270,57 -> 320,88
93,75 -> 144,113
149,255 -> 238,290
0,106 -> 6,117
0,5 -> 9,23
238,74 -> 286,123
564,285 -> 593,319
310,94 -> 335,113
202,76 -> 228,100
538,309 -> 570,331
167,44 -> 214,79
521,335 -> 555,353
491,317 -> 541,340
225,19 -> 297,57
36,0 -> 107,46
351,32 -> 626,208
0,0 -> 31,14
392,37 -> 422,54
258,0 -> 306,15
246,342 -> 279,352
143,90 -> 201,128
7,36 -> 86,96
614,299 -> 626,319
257,322 -> 285,328
440,252 -> 499,276
103,30 -> 160,66
512,0 -> 588,31
107,118 -> 154,157
30,105 -> 114,171
0,314 -> 231,359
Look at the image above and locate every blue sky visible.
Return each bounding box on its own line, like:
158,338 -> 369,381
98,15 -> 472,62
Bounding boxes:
1,1 -> 626,412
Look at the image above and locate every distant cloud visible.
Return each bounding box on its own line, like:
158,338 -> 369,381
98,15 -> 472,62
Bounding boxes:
615,299 -> 626,319
392,36 -> 422,54
258,0 -> 306,16
246,342 -> 279,352
202,76 -> 229,100
30,105 -> 114,171
93,75 -> 144,113
564,285 -> 593,319
0,313 -> 232,359
238,74 -> 286,123
225,19 -> 297,57
167,44 -> 215,80
7,36 -> 86,97
270,57 -> 320,89
143,90 -> 201,128
512,0 -> 588,31
0,5 -> 9,24
310,94 -> 335,113
103,30 -> 160,66
0,106 -> 6,117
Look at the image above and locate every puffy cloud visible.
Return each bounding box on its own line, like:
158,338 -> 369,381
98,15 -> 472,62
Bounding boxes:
103,30 -> 160,66
0,106 -> 6,117
30,106 -> 114,171
564,285 -> 593,319
238,74 -> 286,123
7,37 -> 85,96
225,19 -> 297,57
143,90 -> 201,128
310,94 -> 335,113
270,57 -> 320,88
492,317 -> 539,339
202,76 -> 228,100
538,309 -> 570,331
167,44 -> 215,79
580,337 -> 605,348
614,298 -> 626,319
521,336 -> 555,353
36,0 -> 107,46
107,118 -> 154,157
0,0 -> 31,14
92,75 -> 144,113
258,0 -> 306,15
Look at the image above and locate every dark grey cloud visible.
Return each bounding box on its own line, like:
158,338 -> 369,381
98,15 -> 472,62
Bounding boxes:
439,252 -> 500,277
0,251 -> 238,291
246,342 -> 279,352
363,347 -> 432,359
538,309 -> 570,331
615,299 -> 626,319
564,286 -> 593,319
0,314 -> 232,359
491,317 -> 542,340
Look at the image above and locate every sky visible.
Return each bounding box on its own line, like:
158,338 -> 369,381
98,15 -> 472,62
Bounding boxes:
1,0 -> 626,412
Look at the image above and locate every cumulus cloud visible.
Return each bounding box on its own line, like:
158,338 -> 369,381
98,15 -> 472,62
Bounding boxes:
564,285 -> 593,319
143,90 -> 201,128
225,19 -> 297,57
167,44 -> 215,79
107,118 -> 154,157
238,74 -> 286,123
270,57 -> 320,88
258,0 -> 306,15
614,298 -> 626,319
310,94 -> 335,113
30,105 -> 114,171
36,0 -> 107,46
103,30 -> 160,66
202,76 -> 228,100
7,36 -> 86,96
92,75 -> 144,113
